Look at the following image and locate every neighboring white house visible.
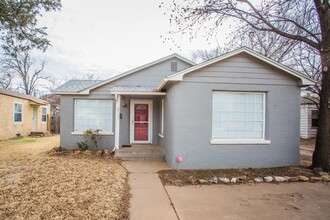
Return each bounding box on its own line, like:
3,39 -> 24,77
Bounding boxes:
300,97 -> 319,139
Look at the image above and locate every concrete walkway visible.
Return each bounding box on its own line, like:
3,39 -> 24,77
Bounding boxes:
122,161 -> 178,220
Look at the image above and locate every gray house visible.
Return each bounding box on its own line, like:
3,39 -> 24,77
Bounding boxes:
54,47 -> 315,169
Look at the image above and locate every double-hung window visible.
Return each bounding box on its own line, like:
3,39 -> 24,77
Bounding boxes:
13,102 -> 23,123
212,91 -> 270,144
41,107 -> 47,123
74,99 -> 113,133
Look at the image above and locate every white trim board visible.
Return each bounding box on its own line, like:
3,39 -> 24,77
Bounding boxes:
130,99 -> 153,144
111,91 -> 166,96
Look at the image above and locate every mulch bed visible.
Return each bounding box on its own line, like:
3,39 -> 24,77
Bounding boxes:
158,166 -> 318,186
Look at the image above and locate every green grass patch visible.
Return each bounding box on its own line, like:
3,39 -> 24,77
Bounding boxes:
9,136 -> 24,140
23,139 -> 37,143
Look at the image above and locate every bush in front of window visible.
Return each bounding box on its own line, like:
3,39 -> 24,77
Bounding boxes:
77,141 -> 89,151
76,129 -> 102,151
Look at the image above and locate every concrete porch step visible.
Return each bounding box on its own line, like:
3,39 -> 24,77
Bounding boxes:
29,131 -> 50,138
114,145 -> 165,161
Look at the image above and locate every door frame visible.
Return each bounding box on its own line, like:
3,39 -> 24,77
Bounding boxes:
130,99 -> 153,144
32,106 -> 38,131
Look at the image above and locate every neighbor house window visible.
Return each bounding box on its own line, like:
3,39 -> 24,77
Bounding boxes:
311,110 -> 318,128
13,102 -> 23,123
212,91 -> 266,142
41,107 -> 47,123
74,100 -> 113,133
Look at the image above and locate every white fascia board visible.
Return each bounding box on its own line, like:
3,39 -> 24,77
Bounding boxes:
156,79 -> 169,91
164,47 -> 316,86
52,91 -> 89,95
110,91 -> 166,95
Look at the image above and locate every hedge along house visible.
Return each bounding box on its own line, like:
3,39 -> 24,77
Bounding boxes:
54,47 -> 315,169
0,88 -> 50,140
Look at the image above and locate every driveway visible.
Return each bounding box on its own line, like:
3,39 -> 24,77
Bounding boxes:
123,161 -> 330,220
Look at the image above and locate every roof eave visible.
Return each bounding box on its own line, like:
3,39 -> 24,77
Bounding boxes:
52,91 -> 89,95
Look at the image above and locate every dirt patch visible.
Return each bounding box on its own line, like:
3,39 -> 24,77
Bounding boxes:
158,166 -> 317,186
165,183 -> 330,219
0,135 -> 129,220
300,138 -> 315,166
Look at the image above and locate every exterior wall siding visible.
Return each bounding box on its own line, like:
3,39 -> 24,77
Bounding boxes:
300,105 -> 318,139
300,105 -> 308,139
60,94 -> 162,149
162,54 -> 301,169
90,58 -> 192,95
0,94 -> 49,140
60,94 -> 116,149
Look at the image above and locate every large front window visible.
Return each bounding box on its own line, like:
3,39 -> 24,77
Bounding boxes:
212,91 -> 265,141
75,100 -> 113,132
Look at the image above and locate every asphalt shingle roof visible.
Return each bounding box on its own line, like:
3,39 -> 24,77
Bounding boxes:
53,80 -> 103,93
0,88 -> 48,104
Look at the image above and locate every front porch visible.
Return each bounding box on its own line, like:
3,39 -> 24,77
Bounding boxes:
114,144 -> 165,161
111,86 -> 166,150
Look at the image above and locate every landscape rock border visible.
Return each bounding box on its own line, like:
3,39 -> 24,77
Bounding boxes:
196,173 -> 330,185
159,167 -> 330,186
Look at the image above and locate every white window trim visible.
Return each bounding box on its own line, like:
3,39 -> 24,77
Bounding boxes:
41,107 -> 47,123
13,102 -> 23,124
211,91 -> 269,144
158,98 -> 164,138
210,139 -> 271,145
71,131 -> 114,135
74,99 -> 114,133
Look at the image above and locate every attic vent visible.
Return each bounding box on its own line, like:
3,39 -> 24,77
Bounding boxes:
171,62 -> 178,72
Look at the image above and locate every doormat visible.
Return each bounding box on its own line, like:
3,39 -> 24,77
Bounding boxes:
122,145 -> 131,148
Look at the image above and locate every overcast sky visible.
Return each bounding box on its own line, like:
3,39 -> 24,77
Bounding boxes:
36,0 -> 229,82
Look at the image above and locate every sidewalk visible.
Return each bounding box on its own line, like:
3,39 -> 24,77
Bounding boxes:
122,161 -> 178,220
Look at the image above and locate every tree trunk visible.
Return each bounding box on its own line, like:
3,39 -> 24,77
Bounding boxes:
312,50 -> 330,171
312,2 -> 330,170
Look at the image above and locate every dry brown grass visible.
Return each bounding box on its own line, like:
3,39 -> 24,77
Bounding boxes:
0,135 -> 129,220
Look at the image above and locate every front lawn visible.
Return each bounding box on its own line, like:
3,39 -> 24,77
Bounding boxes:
0,136 -> 129,219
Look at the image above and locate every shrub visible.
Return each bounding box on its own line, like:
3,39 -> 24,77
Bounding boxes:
76,129 -> 101,151
77,141 -> 89,151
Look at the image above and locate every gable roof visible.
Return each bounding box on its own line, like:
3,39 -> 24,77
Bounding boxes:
53,80 -> 103,94
157,47 -> 316,90
74,53 -> 195,95
0,88 -> 48,105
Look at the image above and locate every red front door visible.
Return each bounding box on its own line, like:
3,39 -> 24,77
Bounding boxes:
133,104 -> 149,141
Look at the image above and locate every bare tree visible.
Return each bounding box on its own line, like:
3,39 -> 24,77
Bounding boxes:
2,48 -> 49,95
166,0 -> 330,170
191,47 -> 228,63
0,69 -> 14,89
